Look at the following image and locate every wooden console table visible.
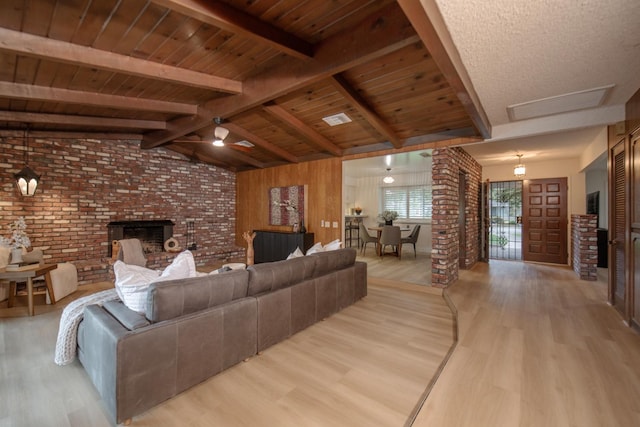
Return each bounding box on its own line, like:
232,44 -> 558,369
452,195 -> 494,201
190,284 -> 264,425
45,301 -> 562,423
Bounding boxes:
253,230 -> 314,263
0,264 -> 57,316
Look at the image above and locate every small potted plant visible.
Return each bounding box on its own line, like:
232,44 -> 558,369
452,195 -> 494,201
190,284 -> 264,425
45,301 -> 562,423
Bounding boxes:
1,216 -> 31,263
378,210 -> 399,225
354,207 -> 362,215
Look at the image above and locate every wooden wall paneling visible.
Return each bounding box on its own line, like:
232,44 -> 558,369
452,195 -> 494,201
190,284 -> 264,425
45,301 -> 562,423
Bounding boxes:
625,88 -> 640,327
236,158 -> 342,249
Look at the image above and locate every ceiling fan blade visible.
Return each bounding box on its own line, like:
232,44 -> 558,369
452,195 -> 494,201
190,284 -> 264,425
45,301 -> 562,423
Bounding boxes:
173,139 -> 252,153
229,144 -> 252,153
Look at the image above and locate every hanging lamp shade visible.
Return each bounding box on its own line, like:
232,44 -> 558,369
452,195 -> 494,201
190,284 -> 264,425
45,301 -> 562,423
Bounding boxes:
513,154 -> 526,178
15,127 -> 40,196
15,165 -> 40,196
383,167 -> 394,184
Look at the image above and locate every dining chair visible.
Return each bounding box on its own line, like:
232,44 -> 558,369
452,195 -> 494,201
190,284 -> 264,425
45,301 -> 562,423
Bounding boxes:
400,225 -> 421,258
379,225 -> 401,259
359,223 -> 378,255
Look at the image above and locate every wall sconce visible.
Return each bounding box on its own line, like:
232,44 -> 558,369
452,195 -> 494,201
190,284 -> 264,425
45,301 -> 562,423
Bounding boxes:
383,167 -> 394,184
14,128 -> 40,196
513,154 -> 526,178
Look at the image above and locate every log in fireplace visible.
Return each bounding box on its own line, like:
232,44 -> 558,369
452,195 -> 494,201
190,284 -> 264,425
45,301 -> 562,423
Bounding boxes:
107,220 -> 174,256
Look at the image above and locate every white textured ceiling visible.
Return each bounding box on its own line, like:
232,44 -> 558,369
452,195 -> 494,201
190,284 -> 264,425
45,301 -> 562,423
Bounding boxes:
436,0 -> 640,127
346,0 -> 640,177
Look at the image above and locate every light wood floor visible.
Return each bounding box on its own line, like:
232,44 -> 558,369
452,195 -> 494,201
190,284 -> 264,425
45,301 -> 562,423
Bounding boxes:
0,276 -> 454,426
3,258 -> 640,426
357,248 -> 432,286
413,261 -> 640,427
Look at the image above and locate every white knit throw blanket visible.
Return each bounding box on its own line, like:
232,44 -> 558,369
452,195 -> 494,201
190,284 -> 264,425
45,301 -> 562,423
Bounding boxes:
54,288 -> 119,366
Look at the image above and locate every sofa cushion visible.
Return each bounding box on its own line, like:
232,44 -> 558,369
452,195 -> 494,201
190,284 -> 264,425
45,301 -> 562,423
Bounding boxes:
247,256 -> 316,295
310,247 -> 356,277
146,269 -> 249,323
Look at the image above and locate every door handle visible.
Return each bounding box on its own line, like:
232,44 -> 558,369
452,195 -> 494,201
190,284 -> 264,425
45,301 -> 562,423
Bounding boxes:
609,240 -> 618,245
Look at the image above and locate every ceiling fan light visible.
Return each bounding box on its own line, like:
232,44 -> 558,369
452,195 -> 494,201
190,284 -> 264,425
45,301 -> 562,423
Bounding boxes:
212,139 -> 225,147
214,126 -> 229,140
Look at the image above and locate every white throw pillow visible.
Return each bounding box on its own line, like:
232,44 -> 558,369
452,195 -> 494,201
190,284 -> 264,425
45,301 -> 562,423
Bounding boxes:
113,261 -> 160,313
305,242 -> 324,255
286,247 -> 305,259
114,251 -> 197,313
157,250 -> 197,281
323,239 -> 342,251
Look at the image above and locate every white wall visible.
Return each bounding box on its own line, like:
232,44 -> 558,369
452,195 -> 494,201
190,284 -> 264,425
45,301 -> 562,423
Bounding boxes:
343,169 -> 433,254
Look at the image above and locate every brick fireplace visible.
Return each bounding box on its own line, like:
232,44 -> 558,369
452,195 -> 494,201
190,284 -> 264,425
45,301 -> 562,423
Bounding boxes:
107,220 -> 174,256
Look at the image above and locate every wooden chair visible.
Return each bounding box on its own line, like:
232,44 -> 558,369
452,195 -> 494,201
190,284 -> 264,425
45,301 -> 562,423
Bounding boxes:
359,223 -> 378,255
401,225 -> 421,258
379,225 -> 401,259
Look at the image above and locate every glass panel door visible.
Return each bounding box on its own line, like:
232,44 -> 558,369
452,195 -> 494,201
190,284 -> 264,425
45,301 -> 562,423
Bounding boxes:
489,181 -> 523,260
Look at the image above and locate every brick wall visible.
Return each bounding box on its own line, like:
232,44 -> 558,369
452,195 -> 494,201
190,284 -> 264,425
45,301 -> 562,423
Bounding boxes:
571,214 -> 598,281
431,147 -> 482,287
1,136 -> 243,284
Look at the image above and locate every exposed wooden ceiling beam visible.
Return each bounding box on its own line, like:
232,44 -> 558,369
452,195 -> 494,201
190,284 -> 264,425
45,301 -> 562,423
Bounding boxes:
397,0 -> 491,139
0,130 -> 142,140
151,0 -> 314,60
263,103 -> 343,156
0,111 -> 166,129
0,27 -> 242,94
222,122 -> 299,164
330,74 -> 403,149
142,2 -> 418,148
0,82 -> 197,115
167,141 -> 266,169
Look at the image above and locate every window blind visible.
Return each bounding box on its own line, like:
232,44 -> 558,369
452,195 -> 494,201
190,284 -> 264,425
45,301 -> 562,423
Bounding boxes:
382,185 -> 432,219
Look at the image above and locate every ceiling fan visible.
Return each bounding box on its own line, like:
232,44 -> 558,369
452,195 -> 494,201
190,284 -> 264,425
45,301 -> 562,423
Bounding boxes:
172,117 -> 254,152
211,117 -> 229,147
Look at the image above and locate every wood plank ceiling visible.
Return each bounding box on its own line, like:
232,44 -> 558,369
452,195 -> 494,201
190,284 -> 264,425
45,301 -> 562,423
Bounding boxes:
0,0 -> 489,171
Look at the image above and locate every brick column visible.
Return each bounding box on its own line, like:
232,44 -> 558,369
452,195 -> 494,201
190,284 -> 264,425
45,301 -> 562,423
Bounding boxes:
571,214 -> 598,281
431,147 -> 482,287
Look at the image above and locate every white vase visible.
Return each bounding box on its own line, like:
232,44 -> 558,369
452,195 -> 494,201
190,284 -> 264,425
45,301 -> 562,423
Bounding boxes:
11,248 -> 23,264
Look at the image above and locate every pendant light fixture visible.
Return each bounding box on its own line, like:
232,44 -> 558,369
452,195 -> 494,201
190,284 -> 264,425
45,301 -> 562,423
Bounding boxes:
383,167 -> 394,184
513,154 -> 526,178
14,127 -> 40,196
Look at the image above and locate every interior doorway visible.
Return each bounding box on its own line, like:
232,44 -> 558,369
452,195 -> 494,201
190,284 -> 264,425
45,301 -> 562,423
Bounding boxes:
489,181 -> 523,260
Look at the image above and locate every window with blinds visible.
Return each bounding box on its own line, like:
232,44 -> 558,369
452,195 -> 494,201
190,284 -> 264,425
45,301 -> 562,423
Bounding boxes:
382,186 -> 432,219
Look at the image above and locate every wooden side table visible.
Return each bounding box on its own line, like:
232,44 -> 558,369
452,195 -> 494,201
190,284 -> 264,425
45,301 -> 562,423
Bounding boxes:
0,264 -> 58,316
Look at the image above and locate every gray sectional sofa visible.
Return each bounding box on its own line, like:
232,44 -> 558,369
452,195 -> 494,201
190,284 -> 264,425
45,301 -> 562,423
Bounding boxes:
77,248 -> 367,425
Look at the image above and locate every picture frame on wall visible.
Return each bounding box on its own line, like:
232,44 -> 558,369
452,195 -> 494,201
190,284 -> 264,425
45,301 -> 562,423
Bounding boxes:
269,185 -> 306,226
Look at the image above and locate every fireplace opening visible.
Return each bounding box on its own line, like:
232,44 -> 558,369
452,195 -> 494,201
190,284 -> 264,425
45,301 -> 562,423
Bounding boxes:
107,220 -> 174,256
